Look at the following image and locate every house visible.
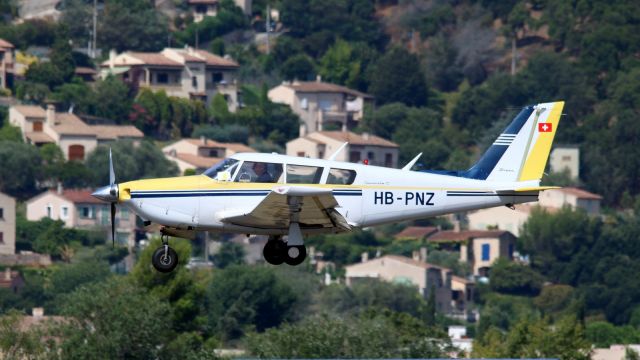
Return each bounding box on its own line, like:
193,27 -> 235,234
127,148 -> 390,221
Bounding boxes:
428,230 -> 516,277
0,268 -> 24,294
593,345 -> 640,360
345,255 -> 453,314
286,130 -> 399,168
162,137 -> 255,174
0,192 -> 15,255
74,66 -> 97,82
550,145 -> 579,180
101,48 -> 239,110
467,204 -> 540,237
269,79 -> 374,136
9,104 -> 143,160
448,325 -> 473,354
0,38 -> 13,90
451,276 -> 475,317
25,188 -> 137,248
539,187 -> 602,215
394,226 -> 438,241
187,0 -> 252,22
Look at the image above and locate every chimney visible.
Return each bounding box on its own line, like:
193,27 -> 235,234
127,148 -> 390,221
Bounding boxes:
361,252 -> 369,262
57,182 -> 63,195
109,49 -> 116,69
200,135 -> 207,145
316,74 -> 322,82
299,123 -> 307,137
453,220 -> 461,232
362,132 -> 370,140
412,250 -> 420,261
46,103 -> 56,126
4,268 -> 10,281
420,247 -> 428,262
32,307 -> 44,319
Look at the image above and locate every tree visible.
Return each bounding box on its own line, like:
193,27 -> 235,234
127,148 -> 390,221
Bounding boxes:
98,0 -> 169,52
50,277 -> 173,359
0,141 -> 42,198
93,76 -> 133,123
0,123 -> 22,142
247,311 -> 452,358
0,310 -> 46,359
213,242 -> 245,268
206,265 -> 298,341
368,47 -> 429,107
280,54 -> 315,81
490,258 -> 544,296
192,124 -> 249,144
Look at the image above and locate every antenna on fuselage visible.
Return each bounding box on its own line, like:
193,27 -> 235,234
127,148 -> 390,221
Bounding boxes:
328,142 -> 348,161
402,153 -> 423,171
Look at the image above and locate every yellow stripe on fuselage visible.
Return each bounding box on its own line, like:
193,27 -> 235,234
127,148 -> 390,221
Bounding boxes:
518,101 -> 564,181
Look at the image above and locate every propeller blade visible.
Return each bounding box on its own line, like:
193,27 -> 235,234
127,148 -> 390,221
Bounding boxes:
111,202 -> 116,248
109,148 -> 115,186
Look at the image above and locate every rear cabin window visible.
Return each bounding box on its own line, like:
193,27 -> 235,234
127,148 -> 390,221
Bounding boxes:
326,168 -> 357,185
286,165 -> 323,184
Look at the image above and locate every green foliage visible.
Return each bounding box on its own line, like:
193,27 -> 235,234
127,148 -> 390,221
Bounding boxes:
474,316 -> 591,360
51,277 -> 173,359
585,321 -> 640,348
0,141 -> 42,198
247,310 -> 452,358
132,89 -> 207,139
206,265 -> 298,341
368,47 -> 429,107
191,124 -> 249,144
0,123 -> 22,142
490,258 -> 544,296
213,242 -> 245,268
306,229 -> 389,266
534,284 -> 576,317
174,0 -> 247,47
209,38 -> 225,56
0,19 -> 57,49
318,39 -> 378,91
97,0 -> 169,52
476,291 -> 538,336
280,53 -> 315,80
0,310 -> 46,358
85,141 -> 179,185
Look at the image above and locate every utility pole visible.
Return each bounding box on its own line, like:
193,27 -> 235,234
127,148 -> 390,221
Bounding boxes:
92,0 -> 97,58
266,4 -> 270,54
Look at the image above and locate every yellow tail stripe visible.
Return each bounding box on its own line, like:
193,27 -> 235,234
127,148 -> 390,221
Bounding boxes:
518,101 -> 565,181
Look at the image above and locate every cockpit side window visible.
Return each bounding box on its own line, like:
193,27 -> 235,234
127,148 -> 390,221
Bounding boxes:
326,168 -> 356,185
286,164 -> 323,184
203,158 -> 239,181
235,161 -> 284,183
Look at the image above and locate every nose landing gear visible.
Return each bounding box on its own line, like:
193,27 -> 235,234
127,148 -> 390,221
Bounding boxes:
151,234 -> 179,273
263,236 -> 307,266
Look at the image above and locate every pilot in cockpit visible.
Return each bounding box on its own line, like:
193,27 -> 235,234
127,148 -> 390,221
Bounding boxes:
252,162 -> 273,183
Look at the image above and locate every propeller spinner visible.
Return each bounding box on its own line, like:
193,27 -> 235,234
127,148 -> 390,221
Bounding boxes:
91,148 -> 119,247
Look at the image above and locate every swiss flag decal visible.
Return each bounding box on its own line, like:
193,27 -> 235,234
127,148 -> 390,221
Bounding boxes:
538,123 -> 552,132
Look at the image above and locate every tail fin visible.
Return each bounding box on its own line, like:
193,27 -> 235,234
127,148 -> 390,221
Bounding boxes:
462,101 -> 564,182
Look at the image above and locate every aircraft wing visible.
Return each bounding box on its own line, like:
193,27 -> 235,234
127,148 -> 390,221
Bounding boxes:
218,186 -> 351,232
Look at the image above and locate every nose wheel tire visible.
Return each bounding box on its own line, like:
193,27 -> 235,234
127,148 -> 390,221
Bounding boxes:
284,245 -> 307,266
263,239 -> 286,265
152,246 -> 179,273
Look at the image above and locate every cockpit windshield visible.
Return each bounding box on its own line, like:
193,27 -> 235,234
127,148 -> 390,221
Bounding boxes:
203,158 -> 239,181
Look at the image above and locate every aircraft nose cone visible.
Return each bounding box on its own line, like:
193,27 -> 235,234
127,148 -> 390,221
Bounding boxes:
92,185 -> 117,202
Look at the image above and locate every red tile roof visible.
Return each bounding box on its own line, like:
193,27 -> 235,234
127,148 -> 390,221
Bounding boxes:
13,105 -> 45,118
384,255 -> 451,272
314,131 -> 398,147
557,187 -> 603,200
175,153 -> 223,169
0,38 -> 14,49
194,49 -> 239,68
128,52 -> 182,67
286,81 -> 372,98
428,230 -> 512,242
394,226 -> 438,240
61,189 -> 103,204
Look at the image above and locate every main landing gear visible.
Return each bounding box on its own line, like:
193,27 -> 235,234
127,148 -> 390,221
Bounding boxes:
152,234 -> 179,273
263,235 -> 307,266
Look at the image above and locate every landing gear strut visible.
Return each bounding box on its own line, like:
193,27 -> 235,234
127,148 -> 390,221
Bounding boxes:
263,235 -> 307,266
152,234 -> 179,273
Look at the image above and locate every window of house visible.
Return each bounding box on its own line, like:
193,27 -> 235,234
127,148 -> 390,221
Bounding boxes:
80,206 -> 94,219
508,243 -> 514,260
120,207 -> 130,221
0,208 -> 3,219
157,73 -> 169,84
208,149 -> 219,157
0,232 -> 3,244
300,98 -> 308,110
481,243 -> 490,261
46,205 -> 52,219
61,206 -> 69,219
33,121 -> 43,132
192,76 -> 197,88
195,4 -> 207,13
367,152 -> 375,160
286,164 -> 323,184
385,153 -> 393,167
349,151 -> 361,163
326,168 -> 356,185
211,72 -> 223,83
68,145 -> 85,161
297,152 -> 306,157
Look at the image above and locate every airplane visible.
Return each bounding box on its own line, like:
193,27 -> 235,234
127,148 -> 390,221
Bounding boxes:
92,101 -> 564,273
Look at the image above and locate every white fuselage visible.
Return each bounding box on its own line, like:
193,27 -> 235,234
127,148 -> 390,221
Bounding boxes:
118,153 -> 539,235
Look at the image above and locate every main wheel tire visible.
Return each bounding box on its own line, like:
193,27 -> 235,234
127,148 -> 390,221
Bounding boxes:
284,245 -> 307,266
263,240 -> 286,265
152,246 -> 179,273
